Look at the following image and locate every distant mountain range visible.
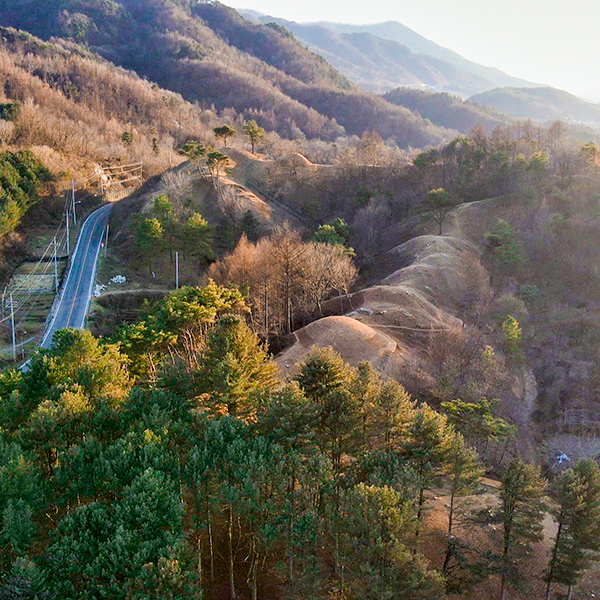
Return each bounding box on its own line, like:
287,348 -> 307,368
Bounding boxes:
240,10 -> 600,133
470,87 -> 600,125
317,21 -> 539,91
241,10 -> 539,97
383,88 -> 506,133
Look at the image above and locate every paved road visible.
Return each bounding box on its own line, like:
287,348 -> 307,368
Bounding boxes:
40,203 -> 112,349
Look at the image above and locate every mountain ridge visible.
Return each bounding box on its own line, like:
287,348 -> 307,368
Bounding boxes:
0,0 -> 456,148
314,20 -> 541,91
470,86 -> 600,125
254,16 -> 494,96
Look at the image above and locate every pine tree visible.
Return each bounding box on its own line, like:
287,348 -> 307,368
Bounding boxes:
422,188 -> 457,235
43,469 -> 191,600
241,209 -> 261,242
545,459 -> 600,600
136,217 -> 163,273
243,120 -> 265,154
371,379 -> 414,452
442,432 -> 484,578
183,212 -> 213,268
255,385 -> 328,589
498,459 -> 547,600
213,125 -> 236,147
296,348 -> 359,471
199,315 -> 279,419
337,484 -> 446,599
296,347 -> 353,405
401,404 -> 453,540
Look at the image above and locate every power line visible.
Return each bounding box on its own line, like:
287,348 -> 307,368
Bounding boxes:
4,161 -> 143,352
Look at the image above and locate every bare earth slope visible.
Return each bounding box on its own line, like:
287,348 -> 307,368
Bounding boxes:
278,235 -> 472,379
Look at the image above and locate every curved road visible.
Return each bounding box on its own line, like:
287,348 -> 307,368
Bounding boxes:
40,203 -> 112,349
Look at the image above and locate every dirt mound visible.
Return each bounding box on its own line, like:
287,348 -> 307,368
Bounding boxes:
280,234 -> 491,382
276,152 -> 314,168
365,235 -> 475,280
349,235 -> 485,337
351,285 -> 462,341
277,316 -> 411,379
379,236 -> 483,315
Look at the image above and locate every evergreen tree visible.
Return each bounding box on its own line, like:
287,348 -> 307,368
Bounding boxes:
296,347 -> 353,405
241,210 -> 261,242
213,125 -> 236,147
441,398 -> 514,446
371,379 -> 414,452
545,459 -> 600,600
485,219 -> 522,269
136,217 -> 163,273
401,404 -> 453,539
199,315 -> 279,419
313,218 -> 353,253
423,188 -> 457,235
501,315 -> 523,361
442,432 -> 485,584
15,330 -> 132,473
153,194 -> 180,260
117,282 -> 246,378
255,385 -> 328,590
43,469 -> 193,600
337,484 -> 446,599
179,140 -> 206,165
153,194 -> 174,222
296,348 -> 359,471
183,212 -> 213,268
1,499 -> 36,559
243,120 -> 265,154
498,459 -> 547,600
0,441 -> 42,574
206,149 -> 231,178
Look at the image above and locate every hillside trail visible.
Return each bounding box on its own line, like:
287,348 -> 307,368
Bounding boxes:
225,148 -> 316,228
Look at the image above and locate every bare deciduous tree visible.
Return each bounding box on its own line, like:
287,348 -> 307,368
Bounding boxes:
209,227 -> 357,338
161,170 -> 193,215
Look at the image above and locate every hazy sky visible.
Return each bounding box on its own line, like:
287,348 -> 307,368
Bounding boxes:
227,0 -> 600,97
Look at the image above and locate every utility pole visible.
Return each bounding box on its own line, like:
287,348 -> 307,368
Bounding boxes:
105,223 -> 109,255
65,207 -> 70,256
71,179 -> 77,225
175,251 -> 179,289
53,237 -> 59,292
9,293 -> 15,361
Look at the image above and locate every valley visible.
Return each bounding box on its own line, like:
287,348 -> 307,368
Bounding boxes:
0,2 -> 599,600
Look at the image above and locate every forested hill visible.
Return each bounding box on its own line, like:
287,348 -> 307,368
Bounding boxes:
471,86 -> 600,124
0,0 -> 455,148
383,87 -> 506,133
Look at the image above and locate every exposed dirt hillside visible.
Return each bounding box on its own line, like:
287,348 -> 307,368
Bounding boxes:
278,234 -> 474,370
277,200 -> 538,459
